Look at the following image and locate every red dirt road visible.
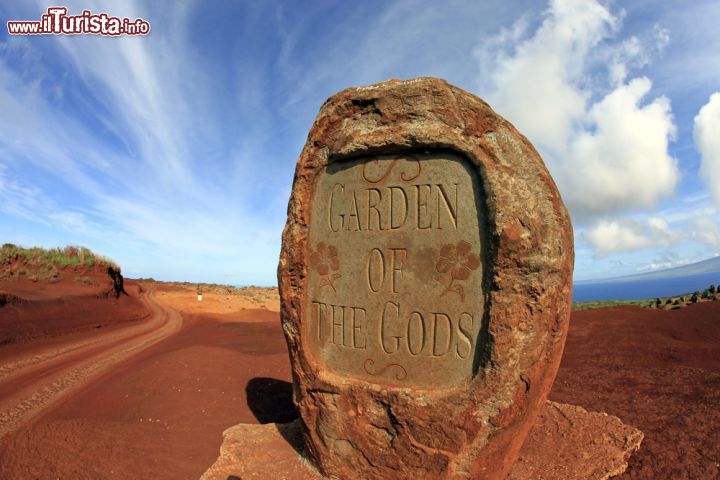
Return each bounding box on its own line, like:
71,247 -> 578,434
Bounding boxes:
0,293 -> 718,479
0,285 -> 181,438
0,293 -> 291,479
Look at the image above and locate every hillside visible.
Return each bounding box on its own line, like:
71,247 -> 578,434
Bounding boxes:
0,243 -> 126,300
0,244 -> 146,344
577,255 -> 720,284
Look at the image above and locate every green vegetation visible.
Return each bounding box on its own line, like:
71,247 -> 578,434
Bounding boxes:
574,283 -> 720,311
0,243 -> 118,274
162,280 -> 277,296
572,299 -> 649,311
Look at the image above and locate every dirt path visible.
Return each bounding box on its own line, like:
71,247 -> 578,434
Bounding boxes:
0,306 -> 290,479
0,286 -> 182,438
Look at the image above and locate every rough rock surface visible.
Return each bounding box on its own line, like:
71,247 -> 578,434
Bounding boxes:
507,402 -> 644,480
278,77 -> 574,479
201,401 -> 642,480
200,421 -> 320,480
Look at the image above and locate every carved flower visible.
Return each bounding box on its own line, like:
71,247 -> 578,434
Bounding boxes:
436,240 -> 480,280
310,242 -> 340,275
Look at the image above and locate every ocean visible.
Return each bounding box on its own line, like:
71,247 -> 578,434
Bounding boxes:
573,271 -> 720,302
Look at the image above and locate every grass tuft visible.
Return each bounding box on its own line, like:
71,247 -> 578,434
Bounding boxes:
0,244 -> 119,273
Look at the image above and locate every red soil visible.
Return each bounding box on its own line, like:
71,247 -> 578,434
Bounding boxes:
0,293 -> 717,479
550,303 -> 720,479
0,267 -> 147,344
0,306 -> 290,479
0,282 -> 180,440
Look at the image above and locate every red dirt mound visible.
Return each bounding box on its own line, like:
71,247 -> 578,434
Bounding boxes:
0,267 -> 147,345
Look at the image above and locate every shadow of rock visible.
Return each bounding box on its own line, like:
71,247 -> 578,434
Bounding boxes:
245,377 -> 298,424
245,377 -> 305,460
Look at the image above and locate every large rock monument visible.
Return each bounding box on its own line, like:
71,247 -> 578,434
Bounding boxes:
277,77 -> 573,479
202,77 -> 644,480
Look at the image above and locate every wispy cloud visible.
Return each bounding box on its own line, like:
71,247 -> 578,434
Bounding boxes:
0,165 -> 49,222
0,1 -> 284,283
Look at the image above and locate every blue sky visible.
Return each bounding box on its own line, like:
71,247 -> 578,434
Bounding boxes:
1,0 -> 719,285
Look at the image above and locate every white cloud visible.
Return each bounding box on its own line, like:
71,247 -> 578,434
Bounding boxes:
694,92 -> 720,204
584,212 -> 720,258
691,217 -> 720,249
635,256 -> 696,273
585,217 -> 682,254
476,0 -> 678,219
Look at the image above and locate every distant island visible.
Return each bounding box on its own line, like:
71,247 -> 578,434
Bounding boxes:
574,256 -> 720,303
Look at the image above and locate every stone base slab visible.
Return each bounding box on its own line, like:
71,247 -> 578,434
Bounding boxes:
201,401 -> 643,480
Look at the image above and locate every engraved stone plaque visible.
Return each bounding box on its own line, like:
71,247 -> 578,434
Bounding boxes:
278,78 -> 574,480
306,153 -> 485,388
